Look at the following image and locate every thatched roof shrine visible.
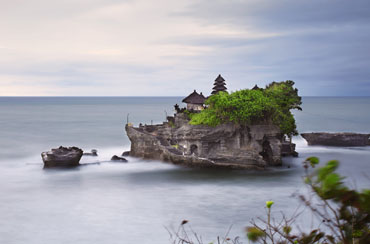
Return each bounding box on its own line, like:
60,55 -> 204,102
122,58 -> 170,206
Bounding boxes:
182,90 -> 206,104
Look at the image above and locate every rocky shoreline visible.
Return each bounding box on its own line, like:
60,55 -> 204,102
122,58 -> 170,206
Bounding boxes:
301,132 -> 370,147
41,147 -> 128,168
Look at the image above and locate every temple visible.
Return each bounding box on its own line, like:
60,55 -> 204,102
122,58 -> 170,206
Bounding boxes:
182,74 -> 228,111
252,84 -> 260,90
211,74 -> 227,94
182,90 -> 206,111
125,74 -> 298,169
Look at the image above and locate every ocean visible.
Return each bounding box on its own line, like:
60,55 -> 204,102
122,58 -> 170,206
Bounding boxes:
0,96 -> 369,244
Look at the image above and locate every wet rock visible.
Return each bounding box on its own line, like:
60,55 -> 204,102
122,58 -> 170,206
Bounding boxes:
41,146 -> 83,168
301,132 -> 370,147
281,142 -> 298,157
125,113 -> 294,169
121,151 -> 130,157
83,149 -> 98,156
111,155 -> 128,162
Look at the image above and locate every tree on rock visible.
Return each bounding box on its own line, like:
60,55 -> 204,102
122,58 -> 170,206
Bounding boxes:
189,80 -> 302,139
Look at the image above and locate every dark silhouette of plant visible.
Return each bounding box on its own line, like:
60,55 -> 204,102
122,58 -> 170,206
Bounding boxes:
247,157 -> 370,244
166,220 -> 242,244
174,104 -> 187,113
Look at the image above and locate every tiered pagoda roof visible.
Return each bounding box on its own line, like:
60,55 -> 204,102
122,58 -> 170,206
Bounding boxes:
211,74 -> 227,94
252,84 -> 260,90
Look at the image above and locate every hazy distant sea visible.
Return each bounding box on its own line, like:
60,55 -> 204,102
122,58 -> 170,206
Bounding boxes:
0,96 -> 369,244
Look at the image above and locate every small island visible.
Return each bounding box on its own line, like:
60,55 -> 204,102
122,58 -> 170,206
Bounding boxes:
126,75 -> 301,169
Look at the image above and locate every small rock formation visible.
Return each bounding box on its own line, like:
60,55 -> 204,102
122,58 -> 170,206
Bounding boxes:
301,132 -> 370,147
41,146 -> 83,168
125,113 -> 297,169
83,149 -> 98,156
111,155 -> 128,162
121,151 -> 130,156
281,142 -> 298,157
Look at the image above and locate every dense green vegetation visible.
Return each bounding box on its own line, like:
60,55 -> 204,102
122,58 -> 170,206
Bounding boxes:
189,80 -> 302,137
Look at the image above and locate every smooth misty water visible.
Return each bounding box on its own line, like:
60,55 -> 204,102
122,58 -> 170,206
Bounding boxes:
0,97 -> 369,244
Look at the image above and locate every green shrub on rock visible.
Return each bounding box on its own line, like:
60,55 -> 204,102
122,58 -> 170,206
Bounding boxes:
189,80 -> 301,137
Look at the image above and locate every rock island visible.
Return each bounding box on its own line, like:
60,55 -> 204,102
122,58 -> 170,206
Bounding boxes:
126,75 -> 300,169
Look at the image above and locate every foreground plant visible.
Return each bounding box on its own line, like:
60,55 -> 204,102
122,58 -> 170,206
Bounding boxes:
166,220 -> 242,244
168,158 -> 369,244
246,157 -> 370,244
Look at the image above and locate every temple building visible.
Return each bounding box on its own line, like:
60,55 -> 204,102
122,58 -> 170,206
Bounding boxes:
182,74 -> 228,111
211,74 -> 227,94
182,90 -> 206,111
252,84 -> 260,90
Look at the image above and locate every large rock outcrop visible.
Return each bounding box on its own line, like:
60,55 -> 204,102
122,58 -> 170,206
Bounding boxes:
301,132 -> 370,147
125,113 -> 296,169
41,146 -> 83,168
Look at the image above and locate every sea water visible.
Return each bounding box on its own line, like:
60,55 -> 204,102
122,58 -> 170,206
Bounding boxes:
0,97 -> 369,244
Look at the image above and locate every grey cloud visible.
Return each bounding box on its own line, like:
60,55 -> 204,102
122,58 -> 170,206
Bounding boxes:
163,0 -> 370,96
176,0 -> 370,30
1,0 -> 369,96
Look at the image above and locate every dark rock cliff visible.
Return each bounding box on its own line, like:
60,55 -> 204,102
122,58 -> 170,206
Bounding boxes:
125,113 -> 296,169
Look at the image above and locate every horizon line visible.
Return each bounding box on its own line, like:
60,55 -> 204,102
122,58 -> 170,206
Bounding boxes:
1,95 -> 370,98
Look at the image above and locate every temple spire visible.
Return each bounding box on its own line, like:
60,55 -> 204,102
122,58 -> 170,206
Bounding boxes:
211,74 -> 227,94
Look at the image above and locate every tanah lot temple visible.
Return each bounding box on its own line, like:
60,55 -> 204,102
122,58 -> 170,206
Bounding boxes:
126,73 -> 298,169
182,74 -> 228,112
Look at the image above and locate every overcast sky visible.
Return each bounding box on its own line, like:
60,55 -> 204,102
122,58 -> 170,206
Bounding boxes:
1,0 -> 369,96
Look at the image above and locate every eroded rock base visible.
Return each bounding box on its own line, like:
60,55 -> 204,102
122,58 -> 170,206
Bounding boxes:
126,113 -> 297,169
